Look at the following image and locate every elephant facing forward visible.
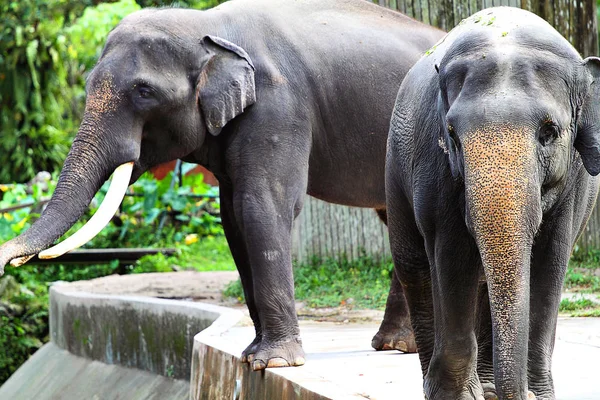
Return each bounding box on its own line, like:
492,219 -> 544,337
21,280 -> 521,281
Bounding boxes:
386,7 -> 600,400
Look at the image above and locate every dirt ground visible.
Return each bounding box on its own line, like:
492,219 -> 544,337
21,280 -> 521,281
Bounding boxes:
61,271 -> 385,324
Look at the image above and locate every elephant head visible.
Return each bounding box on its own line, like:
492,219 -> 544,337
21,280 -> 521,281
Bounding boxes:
0,10 -> 256,273
435,10 -> 600,399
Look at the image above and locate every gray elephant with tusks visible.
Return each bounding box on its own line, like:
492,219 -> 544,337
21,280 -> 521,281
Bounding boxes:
0,0 -> 444,370
386,7 -> 600,400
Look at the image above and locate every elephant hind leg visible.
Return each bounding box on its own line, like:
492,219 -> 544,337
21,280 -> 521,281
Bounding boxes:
371,271 -> 417,353
371,206 -> 417,353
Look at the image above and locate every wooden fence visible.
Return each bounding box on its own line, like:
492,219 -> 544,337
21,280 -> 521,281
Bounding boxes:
291,198 -> 391,262
376,0 -> 597,57
291,0 -> 600,262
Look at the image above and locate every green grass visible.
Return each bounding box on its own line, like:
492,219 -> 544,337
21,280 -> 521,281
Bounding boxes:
565,248 -> 600,293
133,235 -> 235,273
224,252 -> 393,310
563,269 -> 600,293
223,247 -> 600,312
559,297 -> 600,317
570,248 -> 600,268
177,235 -> 235,271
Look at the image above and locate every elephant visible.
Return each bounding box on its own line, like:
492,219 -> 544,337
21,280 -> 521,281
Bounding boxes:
385,7 -> 600,400
0,0 -> 444,370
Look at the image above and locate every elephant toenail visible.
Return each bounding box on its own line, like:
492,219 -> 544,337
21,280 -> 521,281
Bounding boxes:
266,357 -> 290,368
252,360 -> 266,371
294,356 -> 306,366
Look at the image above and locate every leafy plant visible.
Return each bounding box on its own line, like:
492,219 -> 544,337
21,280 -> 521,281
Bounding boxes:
225,252 -> 394,309
0,275 -> 49,384
0,0 -> 80,181
559,296 -> 600,317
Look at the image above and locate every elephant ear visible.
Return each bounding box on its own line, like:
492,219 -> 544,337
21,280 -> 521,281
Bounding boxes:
575,56 -> 600,176
197,35 -> 256,136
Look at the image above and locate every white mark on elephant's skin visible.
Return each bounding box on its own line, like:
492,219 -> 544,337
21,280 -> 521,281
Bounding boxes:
263,250 -> 281,261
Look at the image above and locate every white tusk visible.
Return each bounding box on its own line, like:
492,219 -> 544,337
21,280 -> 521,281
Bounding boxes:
10,255 -> 35,267
38,162 -> 134,260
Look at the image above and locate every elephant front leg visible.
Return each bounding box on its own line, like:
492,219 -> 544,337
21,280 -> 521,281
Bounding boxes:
219,184 -> 263,363
386,189 -> 432,375
475,282 -> 496,399
527,221 -> 572,399
424,231 -> 485,400
239,190 -> 305,371
371,271 -> 417,353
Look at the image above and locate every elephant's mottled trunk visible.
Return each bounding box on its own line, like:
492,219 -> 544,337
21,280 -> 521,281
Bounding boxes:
0,126 -> 115,272
0,73 -> 140,274
463,125 -> 540,400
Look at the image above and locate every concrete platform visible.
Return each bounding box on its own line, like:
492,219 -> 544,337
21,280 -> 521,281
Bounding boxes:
0,282 -> 242,400
193,317 -> 600,399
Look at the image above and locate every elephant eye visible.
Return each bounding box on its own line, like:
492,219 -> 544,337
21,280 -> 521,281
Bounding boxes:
539,121 -> 559,146
137,86 -> 153,99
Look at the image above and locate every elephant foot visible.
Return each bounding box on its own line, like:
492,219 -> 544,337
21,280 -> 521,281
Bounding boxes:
251,336 -> 305,371
241,335 -> 262,363
481,384 -> 535,400
371,325 -> 417,353
482,382 -> 497,399
426,388 -> 484,400
424,371 -> 484,400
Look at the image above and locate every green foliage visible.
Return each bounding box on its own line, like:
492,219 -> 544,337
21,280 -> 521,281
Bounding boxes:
0,275 -> 49,384
559,296 -> 600,317
66,0 -> 141,74
559,297 -> 595,311
0,165 -> 221,248
570,247 -> 600,267
566,248 -> 600,292
133,235 -> 234,273
225,253 -> 394,309
0,0 -> 79,182
223,275 -> 244,301
564,268 -> 600,293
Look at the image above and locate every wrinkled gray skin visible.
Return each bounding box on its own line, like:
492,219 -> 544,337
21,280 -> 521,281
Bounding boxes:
386,7 -> 600,400
0,0 -> 443,370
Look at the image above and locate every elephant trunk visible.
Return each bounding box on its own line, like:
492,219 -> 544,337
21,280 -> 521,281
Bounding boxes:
0,114 -> 139,274
463,125 -> 541,399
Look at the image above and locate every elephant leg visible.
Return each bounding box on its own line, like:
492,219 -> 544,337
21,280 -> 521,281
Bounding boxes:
386,188 -> 432,375
371,270 -> 417,353
227,123 -> 310,371
527,221 -> 571,399
219,184 -> 262,363
475,282 -> 496,399
424,230 -> 484,400
234,185 -> 306,370
371,207 -> 417,353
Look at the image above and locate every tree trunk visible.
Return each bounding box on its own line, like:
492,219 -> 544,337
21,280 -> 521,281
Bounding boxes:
378,0 -> 598,57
